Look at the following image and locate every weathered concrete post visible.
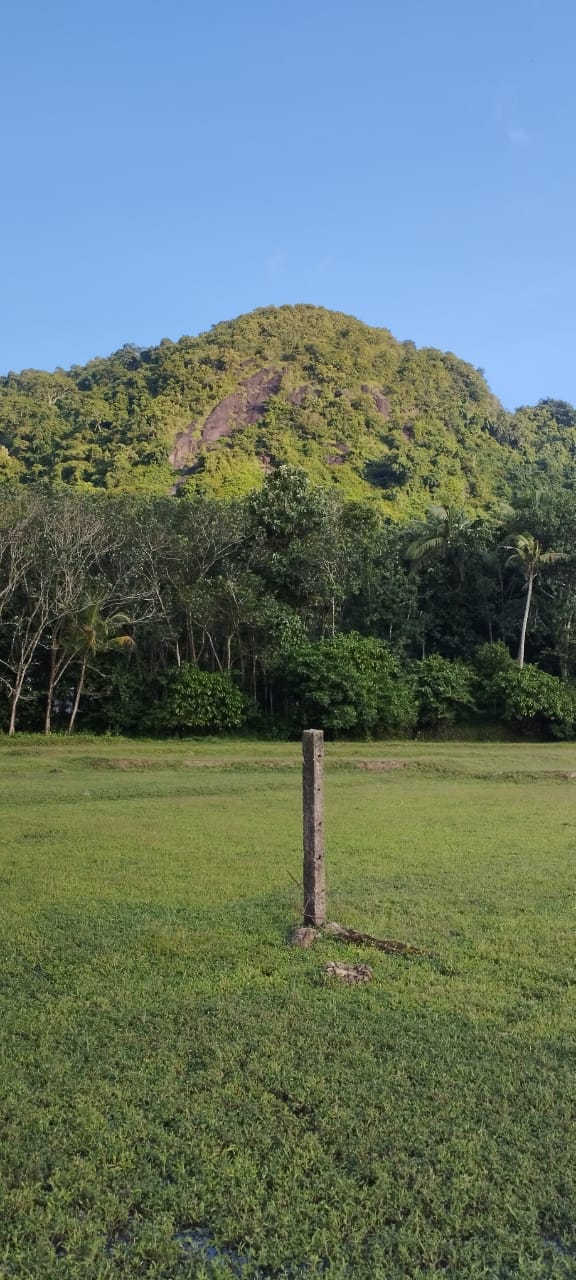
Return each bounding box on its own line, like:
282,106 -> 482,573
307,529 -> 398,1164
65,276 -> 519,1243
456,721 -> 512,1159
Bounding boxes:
302,729 -> 326,927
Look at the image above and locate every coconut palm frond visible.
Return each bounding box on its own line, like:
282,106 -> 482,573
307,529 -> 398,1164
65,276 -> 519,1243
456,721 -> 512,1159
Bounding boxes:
406,534 -> 446,563
406,502 -> 473,568
502,532 -> 561,572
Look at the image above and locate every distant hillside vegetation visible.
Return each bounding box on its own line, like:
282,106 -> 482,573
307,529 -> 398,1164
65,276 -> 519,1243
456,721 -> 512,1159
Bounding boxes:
1,305 -> 575,513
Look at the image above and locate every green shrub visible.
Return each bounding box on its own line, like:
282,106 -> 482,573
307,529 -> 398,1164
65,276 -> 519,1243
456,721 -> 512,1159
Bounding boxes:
154,665 -> 247,734
412,655 -> 475,729
488,665 -> 575,738
472,642 -> 515,682
472,646 -> 575,737
275,632 -> 417,735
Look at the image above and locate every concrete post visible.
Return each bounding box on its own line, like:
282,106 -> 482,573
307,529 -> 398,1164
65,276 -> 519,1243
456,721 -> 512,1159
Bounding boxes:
302,729 -> 326,927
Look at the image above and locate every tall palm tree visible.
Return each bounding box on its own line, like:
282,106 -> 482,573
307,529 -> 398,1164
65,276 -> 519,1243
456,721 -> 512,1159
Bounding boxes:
67,603 -> 134,734
504,533 -> 560,669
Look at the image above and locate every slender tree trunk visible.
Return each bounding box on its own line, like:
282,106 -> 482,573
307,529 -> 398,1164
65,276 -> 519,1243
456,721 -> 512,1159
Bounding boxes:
518,571 -> 534,669
8,677 -> 25,736
68,655 -> 88,734
45,643 -> 58,735
205,630 -> 223,672
175,638 -> 181,668
188,619 -> 197,663
559,614 -> 572,681
238,637 -> 245,681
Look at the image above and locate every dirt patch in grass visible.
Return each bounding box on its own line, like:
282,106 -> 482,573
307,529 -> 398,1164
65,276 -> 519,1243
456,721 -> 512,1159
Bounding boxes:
84,756 -> 159,771
355,759 -> 409,771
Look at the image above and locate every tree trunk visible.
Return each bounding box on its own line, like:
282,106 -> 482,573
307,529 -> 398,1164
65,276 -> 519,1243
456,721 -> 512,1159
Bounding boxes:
45,643 -> 58,735
238,639 -> 245,681
188,620 -> 197,663
8,680 -> 23,736
518,571 -> 534,669
206,630 -> 223,672
68,655 -> 88,734
559,614 -> 572,681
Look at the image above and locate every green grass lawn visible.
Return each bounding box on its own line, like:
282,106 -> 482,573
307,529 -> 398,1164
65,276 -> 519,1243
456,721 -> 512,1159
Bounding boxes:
0,738 -> 575,1279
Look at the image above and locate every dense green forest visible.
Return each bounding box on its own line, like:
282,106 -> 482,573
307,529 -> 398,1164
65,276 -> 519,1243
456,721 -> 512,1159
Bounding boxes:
1,305 -> 576,513
1,471 -> 575,738
1,305 -> 575,738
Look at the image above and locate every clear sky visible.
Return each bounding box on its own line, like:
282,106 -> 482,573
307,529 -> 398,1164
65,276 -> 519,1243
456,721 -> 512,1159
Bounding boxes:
1,0 -> 574,409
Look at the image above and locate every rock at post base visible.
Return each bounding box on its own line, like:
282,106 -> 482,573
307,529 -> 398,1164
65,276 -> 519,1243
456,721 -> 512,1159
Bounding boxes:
290,925 -> 318,949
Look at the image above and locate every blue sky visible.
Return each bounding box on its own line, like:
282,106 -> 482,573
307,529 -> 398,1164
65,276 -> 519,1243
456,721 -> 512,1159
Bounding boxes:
0,0 -> 574,409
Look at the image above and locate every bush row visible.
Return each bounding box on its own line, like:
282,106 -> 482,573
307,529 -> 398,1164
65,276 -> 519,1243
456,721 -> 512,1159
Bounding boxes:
137,639 -> 576,739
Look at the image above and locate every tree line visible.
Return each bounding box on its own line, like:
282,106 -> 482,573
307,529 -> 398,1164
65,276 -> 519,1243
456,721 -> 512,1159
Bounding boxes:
1,467 -> 575,738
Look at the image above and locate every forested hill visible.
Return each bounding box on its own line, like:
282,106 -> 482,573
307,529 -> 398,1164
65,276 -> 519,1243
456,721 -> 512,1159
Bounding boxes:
1,304 -> 575,513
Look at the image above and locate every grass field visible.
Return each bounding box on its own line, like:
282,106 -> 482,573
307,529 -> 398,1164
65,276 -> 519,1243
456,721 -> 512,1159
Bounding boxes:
0,737 -> 575,1279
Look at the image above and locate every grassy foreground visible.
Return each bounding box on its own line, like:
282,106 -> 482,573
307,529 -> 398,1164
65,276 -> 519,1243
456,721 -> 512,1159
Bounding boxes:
0,738 -> 575,1279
